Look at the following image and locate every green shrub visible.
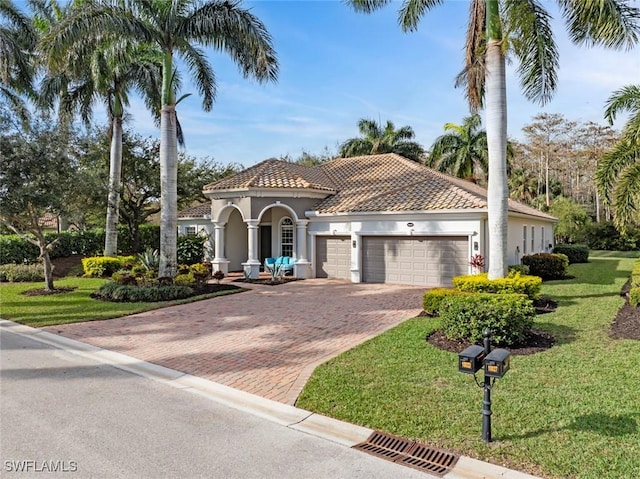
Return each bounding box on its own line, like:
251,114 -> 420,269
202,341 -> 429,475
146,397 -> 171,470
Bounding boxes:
452,272 -> 542,299
111,270 -> 138,285
422,288 -> 470,316
82,256 -> 133,277
177,235 -> 206,265
522,253 -> 569,280
440,293 -> 535,346
174,272 -> 195,286
630,287 -> 640,307
137,248 -> 159,272
508,264 -> 530,275
93,282 -> 193,302
0,263 -> 43,282
552,244 -> 589,264
582,222 -> 640,251
0,235 -> 40,264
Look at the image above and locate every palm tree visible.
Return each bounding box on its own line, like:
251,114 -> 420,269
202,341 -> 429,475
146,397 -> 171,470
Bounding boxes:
427,113 -> 488,180
597,84 -> 640,232
339,118 -> 425,162
509,168 -> 537,205
0,0 -> 36,122
46,0 -> 278,277
349,0 -> 640,279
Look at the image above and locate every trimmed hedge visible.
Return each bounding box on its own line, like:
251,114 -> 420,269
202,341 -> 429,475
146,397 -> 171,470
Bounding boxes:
177,235 -> 206,265
0,263 -> 43,282
93,282 -> 193,302
552,244 -> 589,264
422,288 -> 470,316
452,272 -> 542,300
522,253 -> 569,280
0,225 -> 160,265
630,288 -> 640,308
82,256 -> 136,277
439,293 -> 535,346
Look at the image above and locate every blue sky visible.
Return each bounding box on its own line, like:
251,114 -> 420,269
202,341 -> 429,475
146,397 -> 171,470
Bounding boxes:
121,0 -> 640,167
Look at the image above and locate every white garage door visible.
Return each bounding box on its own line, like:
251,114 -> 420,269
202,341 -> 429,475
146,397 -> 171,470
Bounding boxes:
362,236 -> 468,287
316,236 -> 351,279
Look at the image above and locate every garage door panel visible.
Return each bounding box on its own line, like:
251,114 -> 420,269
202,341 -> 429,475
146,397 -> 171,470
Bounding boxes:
362,236 -> 468,287
316,236 -> 351,279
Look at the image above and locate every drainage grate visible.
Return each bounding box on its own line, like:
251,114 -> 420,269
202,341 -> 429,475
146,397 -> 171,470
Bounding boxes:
353,431 -> 458,476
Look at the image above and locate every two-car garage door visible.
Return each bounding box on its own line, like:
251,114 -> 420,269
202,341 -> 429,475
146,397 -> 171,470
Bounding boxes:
361,236 -> 468,287
316,235 -> 469,286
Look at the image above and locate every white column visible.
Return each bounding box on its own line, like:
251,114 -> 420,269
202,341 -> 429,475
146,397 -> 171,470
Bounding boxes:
294,219 -> 311,279
242,219 -> 261,279
295,220 -> 309,261
211,222 -> 229,274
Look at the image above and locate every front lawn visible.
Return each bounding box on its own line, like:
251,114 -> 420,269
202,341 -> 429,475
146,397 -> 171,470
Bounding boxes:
0,277 -> 244,328
296,254 -> 640,479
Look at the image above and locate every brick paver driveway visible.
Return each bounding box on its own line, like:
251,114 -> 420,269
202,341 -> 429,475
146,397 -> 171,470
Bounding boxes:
44,279 -> 425,404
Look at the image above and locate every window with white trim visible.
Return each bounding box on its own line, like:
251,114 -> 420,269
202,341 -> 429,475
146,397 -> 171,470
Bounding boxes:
541,227 -> 545,251
185,226 -> 197,236
531,226 -> 535,253
280,217 -> 294,257
523,226 -> 527,254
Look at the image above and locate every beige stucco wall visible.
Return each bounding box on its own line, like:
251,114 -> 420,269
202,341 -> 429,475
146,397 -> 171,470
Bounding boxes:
507,216 -> 555,265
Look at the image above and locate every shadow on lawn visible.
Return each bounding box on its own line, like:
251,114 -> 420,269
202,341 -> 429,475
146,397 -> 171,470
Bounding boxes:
499,413 -> 638,441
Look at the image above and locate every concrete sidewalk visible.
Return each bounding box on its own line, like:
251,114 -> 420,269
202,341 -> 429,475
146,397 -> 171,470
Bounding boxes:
2,319 -> 540,479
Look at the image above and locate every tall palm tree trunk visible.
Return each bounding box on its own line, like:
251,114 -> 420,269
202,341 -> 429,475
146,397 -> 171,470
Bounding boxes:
104,116 -> 123,256
485,1 -> 508,279
159,50 -> 178,278
159,103 -> 178,278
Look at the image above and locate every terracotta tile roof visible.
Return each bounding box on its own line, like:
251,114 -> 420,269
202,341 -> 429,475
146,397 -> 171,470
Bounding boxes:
202,153 -> 556,221
39,213 -> 59,229
178,203 -> 211,218
203,158 -> 336,192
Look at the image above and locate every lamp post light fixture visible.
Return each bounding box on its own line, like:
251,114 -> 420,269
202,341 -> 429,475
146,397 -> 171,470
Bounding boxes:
457,329 -> 511,443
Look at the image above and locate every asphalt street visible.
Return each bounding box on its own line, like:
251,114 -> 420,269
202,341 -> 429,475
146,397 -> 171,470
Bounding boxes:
0,329 -> 428,479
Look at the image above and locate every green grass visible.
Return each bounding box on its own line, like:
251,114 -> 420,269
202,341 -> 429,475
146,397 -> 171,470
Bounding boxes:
0,277 -> 245,328
297,255 -> 640,479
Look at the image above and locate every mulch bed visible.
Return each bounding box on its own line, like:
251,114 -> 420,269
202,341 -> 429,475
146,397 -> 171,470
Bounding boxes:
22,286 -> 77,296
425,296 -> 559,356
611,279 -> 640,340
233,277 -> 301,286
427,329 -> 556,356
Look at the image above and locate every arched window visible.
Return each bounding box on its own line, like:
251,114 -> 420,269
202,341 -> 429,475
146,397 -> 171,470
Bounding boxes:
280,217 -> 294,257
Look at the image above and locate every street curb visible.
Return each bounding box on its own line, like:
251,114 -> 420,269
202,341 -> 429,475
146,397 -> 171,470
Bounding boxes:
1,319 -> 540,479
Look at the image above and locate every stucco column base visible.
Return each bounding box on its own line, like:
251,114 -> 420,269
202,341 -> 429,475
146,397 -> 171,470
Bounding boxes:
242,261 -> 261,279
211,259 -> 230,275
293,261 -> 311,279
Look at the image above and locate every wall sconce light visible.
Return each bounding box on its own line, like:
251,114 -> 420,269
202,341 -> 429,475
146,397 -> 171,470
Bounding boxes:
352,240 -> 356,248
407,222 -> 414,227
474,241 -> 479,251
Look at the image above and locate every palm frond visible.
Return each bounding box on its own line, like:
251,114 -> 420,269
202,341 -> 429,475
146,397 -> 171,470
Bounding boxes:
455,0 -> 485,111
559,0 -> 640,50
612,160 -> 640,233
347,0 -> 391,14
399,0 -> 444,32
504,0 -> 558,105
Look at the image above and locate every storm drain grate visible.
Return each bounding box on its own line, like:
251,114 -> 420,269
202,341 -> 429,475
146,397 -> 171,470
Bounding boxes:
353,431 -> 458,476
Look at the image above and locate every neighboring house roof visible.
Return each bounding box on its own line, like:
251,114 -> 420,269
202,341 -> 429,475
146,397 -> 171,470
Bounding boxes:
39,213 -> 60,229
203,158 -> 336,192
178,204 -> 211,219
201,154 -> 556,221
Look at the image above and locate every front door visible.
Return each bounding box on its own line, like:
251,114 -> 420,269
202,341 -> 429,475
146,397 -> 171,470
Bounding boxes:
259,225 -> 272,268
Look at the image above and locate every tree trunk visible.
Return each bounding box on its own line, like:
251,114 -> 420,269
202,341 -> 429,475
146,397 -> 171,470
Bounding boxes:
159,103 -> 178,277
485,32 -> 508,279
41,246 -> 55,291
104,115 -> 123,256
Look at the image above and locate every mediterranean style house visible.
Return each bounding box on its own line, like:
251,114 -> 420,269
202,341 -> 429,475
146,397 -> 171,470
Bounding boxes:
178,153 -> 556,287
